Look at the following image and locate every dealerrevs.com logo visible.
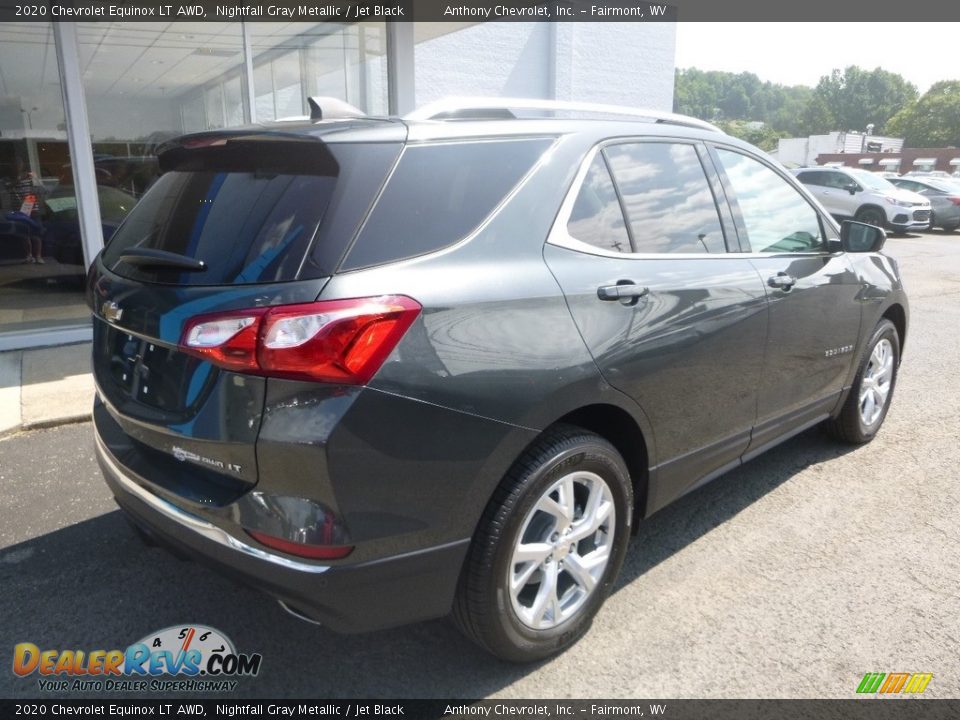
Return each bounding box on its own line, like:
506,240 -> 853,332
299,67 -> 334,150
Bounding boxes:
13,625 -> 262,693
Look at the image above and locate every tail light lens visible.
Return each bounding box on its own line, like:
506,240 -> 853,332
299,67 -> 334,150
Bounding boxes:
950,197 -> 960,206
246,529 -> 353,560
179,295 -> 421,384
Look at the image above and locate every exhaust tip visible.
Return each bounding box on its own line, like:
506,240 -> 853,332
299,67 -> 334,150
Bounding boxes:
278,600 -> 324,626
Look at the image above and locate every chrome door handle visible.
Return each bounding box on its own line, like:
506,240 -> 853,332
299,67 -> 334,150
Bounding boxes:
598,283 -> 650,301
768,273 -> 797,290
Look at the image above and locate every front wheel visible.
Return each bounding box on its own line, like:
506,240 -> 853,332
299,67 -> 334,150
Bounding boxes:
453,425 -> 633,662
824,319 -> 900,444
855,206 -> 886,229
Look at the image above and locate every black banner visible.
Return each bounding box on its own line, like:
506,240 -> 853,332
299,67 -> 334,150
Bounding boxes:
2,700 -> 960,720
0,0 -> 958,22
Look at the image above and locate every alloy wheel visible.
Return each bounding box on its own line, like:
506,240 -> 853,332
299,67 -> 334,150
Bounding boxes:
859,338 -> 894,427
508,471 -> 615,630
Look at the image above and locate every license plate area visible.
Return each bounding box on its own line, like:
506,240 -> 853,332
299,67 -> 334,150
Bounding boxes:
108,329 -> 209,412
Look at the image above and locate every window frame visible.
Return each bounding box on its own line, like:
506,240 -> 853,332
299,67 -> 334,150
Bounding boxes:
705,142 -> 841,257
548,137 -> 737,259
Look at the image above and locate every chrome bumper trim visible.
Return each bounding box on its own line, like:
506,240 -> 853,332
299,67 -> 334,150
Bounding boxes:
94,428 -> 330,575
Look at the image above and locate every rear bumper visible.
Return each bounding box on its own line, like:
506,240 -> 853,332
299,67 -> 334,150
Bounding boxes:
94,424 -> 470,633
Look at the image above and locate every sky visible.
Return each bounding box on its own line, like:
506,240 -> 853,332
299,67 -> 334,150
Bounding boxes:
674,23 -> 955,93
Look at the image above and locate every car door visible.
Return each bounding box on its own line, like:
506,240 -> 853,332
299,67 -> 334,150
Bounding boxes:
543,139 -> 769,512
710,146 -> 863,456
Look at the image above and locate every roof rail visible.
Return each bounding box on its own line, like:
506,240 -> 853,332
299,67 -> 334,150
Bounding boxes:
404,97 -> 723,133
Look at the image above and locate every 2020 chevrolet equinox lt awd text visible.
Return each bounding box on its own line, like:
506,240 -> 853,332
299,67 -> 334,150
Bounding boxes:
88,97 -> 907,662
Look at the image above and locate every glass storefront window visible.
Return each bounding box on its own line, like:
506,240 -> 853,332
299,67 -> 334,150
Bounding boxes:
250,22 -> 388,118
0,21 -> 394,345
0,22 -> 87,337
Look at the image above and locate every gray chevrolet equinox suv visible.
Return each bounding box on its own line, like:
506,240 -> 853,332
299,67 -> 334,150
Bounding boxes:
88,97 -> 907,662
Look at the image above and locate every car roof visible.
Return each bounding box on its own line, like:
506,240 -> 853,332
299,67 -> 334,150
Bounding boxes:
167,97 -> 734,148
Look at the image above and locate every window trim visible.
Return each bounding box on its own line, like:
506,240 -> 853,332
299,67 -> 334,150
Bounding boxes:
548,137 -> 735,260
706,142 -> 843,258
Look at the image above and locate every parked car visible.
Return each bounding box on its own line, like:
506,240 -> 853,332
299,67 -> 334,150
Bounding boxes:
88,98 -> 908,662
904,170 -> 952,178
793,166 -> 930,234
43,185 -> 136,264
889,176 -> 960,232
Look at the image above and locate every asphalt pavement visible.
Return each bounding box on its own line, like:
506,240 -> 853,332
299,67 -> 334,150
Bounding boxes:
1,230 -> 959,700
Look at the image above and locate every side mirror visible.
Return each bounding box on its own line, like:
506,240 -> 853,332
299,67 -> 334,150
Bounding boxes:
841,220 -> 886,253
845,183 -> 859,195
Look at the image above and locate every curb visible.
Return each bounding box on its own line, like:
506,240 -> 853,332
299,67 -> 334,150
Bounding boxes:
21,412 -> 94,432
0,413 -> 93,440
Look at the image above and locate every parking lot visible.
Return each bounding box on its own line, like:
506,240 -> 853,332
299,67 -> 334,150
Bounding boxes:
1,229 -> 958,700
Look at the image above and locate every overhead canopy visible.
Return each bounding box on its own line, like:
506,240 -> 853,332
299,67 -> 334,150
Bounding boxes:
878,158 -> 901,167
913,158 -> 936,165
950,158 -> 960,166
858,158 -> 874,165
824,161 -> 845,167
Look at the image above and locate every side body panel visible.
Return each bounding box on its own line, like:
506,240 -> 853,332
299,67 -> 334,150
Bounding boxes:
543,245 -> 768,513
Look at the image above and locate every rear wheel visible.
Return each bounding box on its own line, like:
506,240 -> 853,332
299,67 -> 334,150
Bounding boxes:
824,319 -> 899,444
453,425 -> 632,662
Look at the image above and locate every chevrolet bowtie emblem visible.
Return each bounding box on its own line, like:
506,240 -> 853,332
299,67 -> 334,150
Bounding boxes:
102,301 -> 123,324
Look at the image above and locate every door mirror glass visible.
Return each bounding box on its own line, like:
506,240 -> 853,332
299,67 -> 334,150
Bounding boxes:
841,220 -> 885,252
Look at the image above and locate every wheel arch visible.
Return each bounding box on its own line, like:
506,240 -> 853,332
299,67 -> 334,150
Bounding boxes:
549,404 -> 650,531
855,203 -> 887,224
882,303 -> 907,358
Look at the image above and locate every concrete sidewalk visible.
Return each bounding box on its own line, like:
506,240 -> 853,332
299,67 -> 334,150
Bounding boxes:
0,342 -> 94,437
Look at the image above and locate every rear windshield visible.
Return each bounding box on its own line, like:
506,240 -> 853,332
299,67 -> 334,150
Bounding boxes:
340,138 -> 554,271
101,138 -> 400,285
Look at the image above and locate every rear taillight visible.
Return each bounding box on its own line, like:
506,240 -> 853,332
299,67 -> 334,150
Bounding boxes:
179,295 -> 421,384
246,530 -> 353,560
950,197 -> 960,206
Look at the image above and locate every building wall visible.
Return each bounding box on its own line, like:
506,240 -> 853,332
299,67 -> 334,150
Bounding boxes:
816,148 -> 960,174
414,22 -> 675,110
779,132 -> 907,168
554,23 -> 675,109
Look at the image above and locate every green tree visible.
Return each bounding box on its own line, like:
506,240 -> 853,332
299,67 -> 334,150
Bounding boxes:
886,81 -> 960,147
809,66 -> 917,133
718,120 -> 785,152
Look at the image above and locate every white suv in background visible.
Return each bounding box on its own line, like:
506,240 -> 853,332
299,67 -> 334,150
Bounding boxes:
793,167 -> 931,234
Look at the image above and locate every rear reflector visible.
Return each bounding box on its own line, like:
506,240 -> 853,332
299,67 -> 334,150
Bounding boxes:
246,530 -> 353,560
179,295 -> 420,384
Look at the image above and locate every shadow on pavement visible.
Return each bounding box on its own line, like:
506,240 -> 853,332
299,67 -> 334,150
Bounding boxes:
1,428 -> 854,699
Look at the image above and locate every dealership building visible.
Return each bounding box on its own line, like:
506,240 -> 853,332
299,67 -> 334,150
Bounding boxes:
0,20 -> 675,351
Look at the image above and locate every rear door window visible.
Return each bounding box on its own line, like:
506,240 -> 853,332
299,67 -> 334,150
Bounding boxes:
101,138 -> 401,285
340,138 -> 553,271
603,142 -> 727,254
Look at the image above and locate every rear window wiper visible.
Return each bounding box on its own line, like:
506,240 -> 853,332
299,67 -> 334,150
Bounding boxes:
116,248 -> 207,272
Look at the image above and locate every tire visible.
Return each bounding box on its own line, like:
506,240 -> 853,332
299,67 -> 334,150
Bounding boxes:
854,206 -> 886,229
452,425 -> 633,662
942,222 -> 959,233
824,319 -> 900,444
